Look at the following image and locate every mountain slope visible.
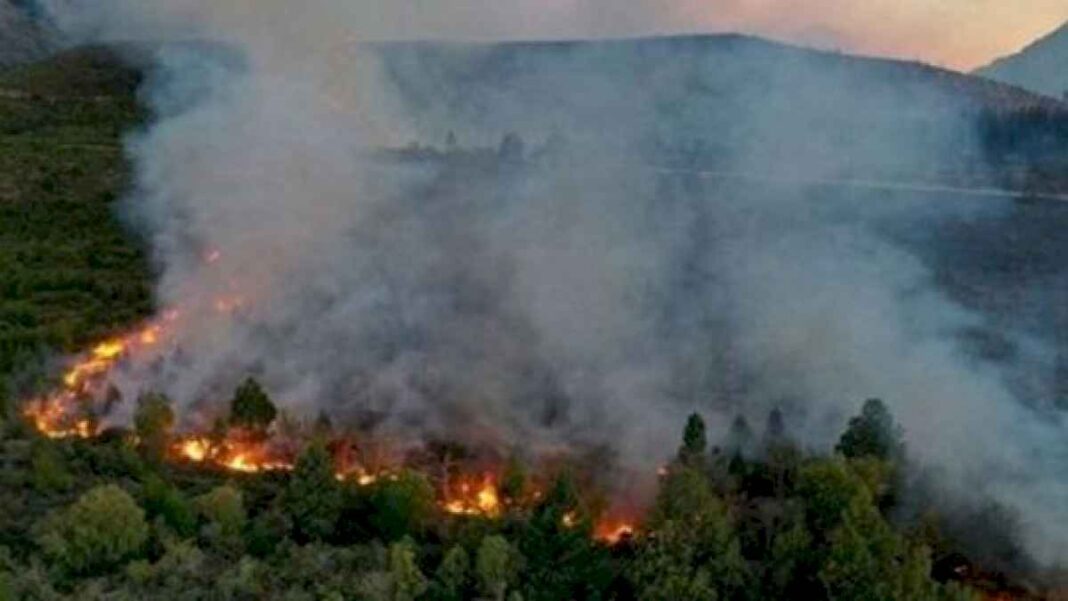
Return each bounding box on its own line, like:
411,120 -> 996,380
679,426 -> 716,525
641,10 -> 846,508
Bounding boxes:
977,21 -> 1068,99
377,34 -> 1068,191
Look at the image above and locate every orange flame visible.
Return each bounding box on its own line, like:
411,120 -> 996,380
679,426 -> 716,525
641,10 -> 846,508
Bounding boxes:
594,520 -> 636,545
443,473 -> 501,517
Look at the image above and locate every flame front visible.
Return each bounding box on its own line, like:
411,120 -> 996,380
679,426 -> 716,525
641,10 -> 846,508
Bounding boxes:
24,318 -> 174,439
443,474 -> 501,517
595,520 -> 636,545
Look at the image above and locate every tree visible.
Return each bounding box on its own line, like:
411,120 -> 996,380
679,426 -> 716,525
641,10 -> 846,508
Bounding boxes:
142,475 -> 196,538
134,392 -> 175,460
727,415 -> 755,457
431,545 -> 470,601
36,485 -> 149,576
369,469 -> 436,542
30,440 -> 72,492
477,535 -> 521,601
500,454 -> 528,507
519,470 -> 613,601
281,439 -> 341,542
677,413 -> 708,467
836,399 -> 904,461
798,459 -> 863,531
633,465 -> 749,601
763,407 -> 788,448
229,377 -> 277,432
390,538 -> 429,601
195,485 -> 246,537
498,132 -> 525,163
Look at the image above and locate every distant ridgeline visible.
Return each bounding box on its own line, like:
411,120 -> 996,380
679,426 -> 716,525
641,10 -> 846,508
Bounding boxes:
374,35 -> 1068,195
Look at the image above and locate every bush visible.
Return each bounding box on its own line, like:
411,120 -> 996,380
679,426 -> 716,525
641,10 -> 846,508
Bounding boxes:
36,484 -> 148,576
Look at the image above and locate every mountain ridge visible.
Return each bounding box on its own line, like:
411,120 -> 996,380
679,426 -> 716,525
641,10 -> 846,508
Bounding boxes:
976,21 -> 1068,99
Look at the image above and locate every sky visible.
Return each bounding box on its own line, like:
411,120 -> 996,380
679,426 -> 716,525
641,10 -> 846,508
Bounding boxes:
353,0 -> 1068,71
53,0 -> 1067,71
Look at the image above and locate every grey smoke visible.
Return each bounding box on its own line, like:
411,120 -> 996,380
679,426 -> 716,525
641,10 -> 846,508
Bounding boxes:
34,0 -> 1068,567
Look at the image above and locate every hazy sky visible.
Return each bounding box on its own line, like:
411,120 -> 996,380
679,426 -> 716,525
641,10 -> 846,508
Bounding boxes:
57,0 -> 1068,72
355,0 -> 1068,71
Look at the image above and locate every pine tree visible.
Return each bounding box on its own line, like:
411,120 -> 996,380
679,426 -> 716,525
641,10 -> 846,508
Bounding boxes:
836,399 -> 904,461
229,377 -> 277,432
281,440 -> 340,542
677,413 -> 708,467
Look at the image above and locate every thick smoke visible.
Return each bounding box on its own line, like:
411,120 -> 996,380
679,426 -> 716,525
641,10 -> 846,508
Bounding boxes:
36,0 -> 1068,566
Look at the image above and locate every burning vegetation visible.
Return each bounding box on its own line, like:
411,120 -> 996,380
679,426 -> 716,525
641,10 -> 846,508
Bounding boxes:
18,317 -> 637,543
14,324 -> 1049,599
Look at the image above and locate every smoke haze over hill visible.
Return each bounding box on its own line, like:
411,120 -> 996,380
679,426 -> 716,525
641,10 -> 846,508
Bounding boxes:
25,0 -> 1068,568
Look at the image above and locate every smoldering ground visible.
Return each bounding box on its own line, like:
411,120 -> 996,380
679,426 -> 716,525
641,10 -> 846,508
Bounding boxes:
30,0 -> 1068,568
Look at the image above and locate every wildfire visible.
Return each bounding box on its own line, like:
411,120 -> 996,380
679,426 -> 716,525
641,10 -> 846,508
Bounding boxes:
22,317 -> 178,439
595,520 -> 636,545
172,434 -> 295,474
24,397 -> 95,440
443,474 -> 501,517
22,315 -> 642,547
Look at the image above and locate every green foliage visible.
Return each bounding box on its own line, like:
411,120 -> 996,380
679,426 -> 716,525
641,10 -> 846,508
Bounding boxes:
194,485 -> 247,556
678,412 -> 708,467
229,378 -> 278,432
798,458 -> 870,534
431,545 -> 470,601
389,538 -> 429,601
500,454 -> 528,506
194,485 -> 247,538
282,440 -> 341,542
133,392 -> 175,461
634,465 -> 750,601
477,535 -> 522,601
369,470 -> 436,542
36,484 -> 148,576
0,49 -> 151,387
518,471 -> 613,601
30,440 -> 72,493
141,475 -> 196,539
245,506 -> 292,558
836,398 -> 904,461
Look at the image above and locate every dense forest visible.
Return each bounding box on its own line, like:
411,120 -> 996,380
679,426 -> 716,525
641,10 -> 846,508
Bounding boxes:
2,46 -> 1066,600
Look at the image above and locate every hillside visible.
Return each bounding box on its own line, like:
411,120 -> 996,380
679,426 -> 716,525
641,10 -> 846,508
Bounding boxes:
0,46 -> 152,400
377,34 -> 1068,191
978,22 -> 1068,100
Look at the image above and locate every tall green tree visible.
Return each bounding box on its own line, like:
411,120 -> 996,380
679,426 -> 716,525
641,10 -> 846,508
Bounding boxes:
281,439 -> 340,542
519,471 -> 612,601
229,377 -> 277,432
134,392 -> 175,461
836,399 -> 904,461
369,470 -> 437,542
431,545 -> 470,601
634,465 -> 749,601
390,538 -> 429,601
677,413 -> 708,467
477,535 -> 522,601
